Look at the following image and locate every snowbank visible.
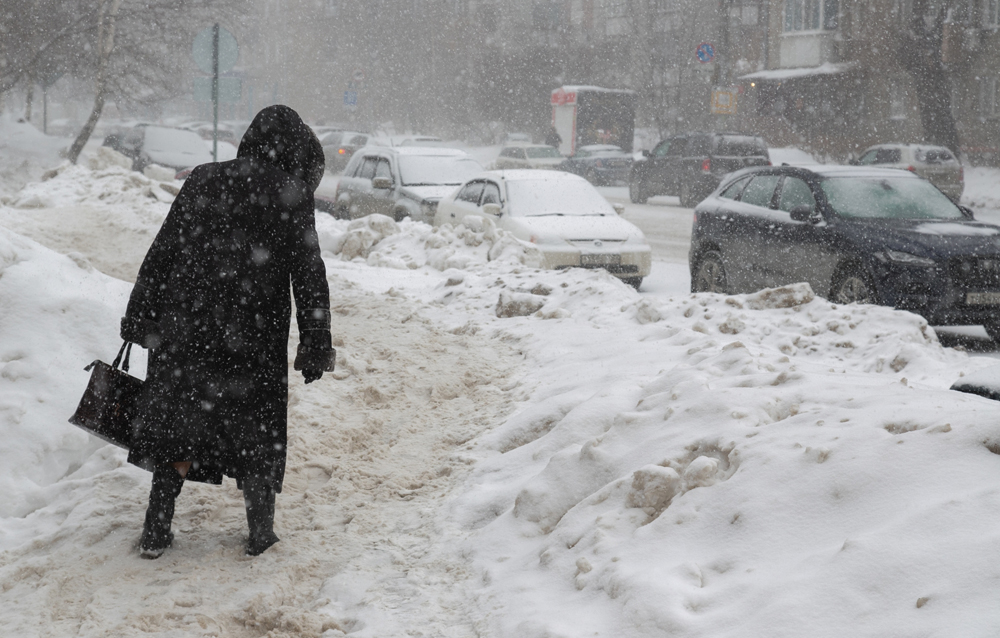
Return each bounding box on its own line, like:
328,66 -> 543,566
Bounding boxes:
0,227 -> 139,523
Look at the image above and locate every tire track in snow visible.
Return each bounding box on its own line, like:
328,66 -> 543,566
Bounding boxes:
0,271 -> 520,637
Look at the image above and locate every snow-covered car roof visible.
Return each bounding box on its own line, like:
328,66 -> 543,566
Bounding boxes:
734,165 -> 926,180
382,146 -> 470,157
474,169 -> 590,183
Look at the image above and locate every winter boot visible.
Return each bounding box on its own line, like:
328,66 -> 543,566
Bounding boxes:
139,466 -> 185,559
244,477 -> 280,556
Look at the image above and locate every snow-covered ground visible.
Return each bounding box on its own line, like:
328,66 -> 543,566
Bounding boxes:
3,118 -> 1000,636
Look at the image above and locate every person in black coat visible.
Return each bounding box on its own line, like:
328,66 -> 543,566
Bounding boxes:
120,105 -> 336,558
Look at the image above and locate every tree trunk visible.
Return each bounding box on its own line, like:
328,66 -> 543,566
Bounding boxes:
24,82 -> 34,122
67,0 -> 122,164
899,1 -> 961,154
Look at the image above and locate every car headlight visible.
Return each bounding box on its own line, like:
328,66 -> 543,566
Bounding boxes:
880,250 -> 936,267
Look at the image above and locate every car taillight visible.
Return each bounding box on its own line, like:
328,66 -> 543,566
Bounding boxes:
338,148 -> 347,155
701,158 -> 711,172
906,165 -> 916,172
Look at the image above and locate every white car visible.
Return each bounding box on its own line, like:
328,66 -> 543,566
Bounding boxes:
854,143 -> 964,201
330,146 -> 482,222
434,170 -> 652,287
494,144 -> 563,170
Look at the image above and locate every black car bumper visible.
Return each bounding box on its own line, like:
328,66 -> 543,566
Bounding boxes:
875,259 -> 1000,327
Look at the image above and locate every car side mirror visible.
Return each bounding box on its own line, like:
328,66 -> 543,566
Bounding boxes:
641,150 -> 651,158
848,158 -> 859,166
372,176 -> 392,190
959,205 -> 975,220
613,203 -> 625,215
482,203 -> 502,217
789,205 -> 814,222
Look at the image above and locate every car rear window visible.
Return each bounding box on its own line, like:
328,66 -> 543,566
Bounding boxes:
716,136 -> 766,157
739,175 -> 780,208
526,146 -> 562,159
719,175 -> 751,199
820,176 -> 963,220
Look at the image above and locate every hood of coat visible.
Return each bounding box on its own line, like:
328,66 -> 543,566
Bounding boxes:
238,105 -> 325,192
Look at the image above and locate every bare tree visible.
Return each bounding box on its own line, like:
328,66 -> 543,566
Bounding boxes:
67,0 -> 122,163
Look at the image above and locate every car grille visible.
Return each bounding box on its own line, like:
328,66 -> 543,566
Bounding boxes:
948,256 -> 1000,290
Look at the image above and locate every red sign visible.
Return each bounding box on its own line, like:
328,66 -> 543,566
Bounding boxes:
550,88 -> 577,106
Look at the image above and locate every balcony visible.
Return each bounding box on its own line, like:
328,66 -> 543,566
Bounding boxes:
779,30 -> 838,68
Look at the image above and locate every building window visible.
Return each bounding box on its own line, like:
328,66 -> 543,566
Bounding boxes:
533,1 -> 562,31
986,0 -> 1000,26
784,0 -> 838,31
981,77 -> 1000,117
889,81 -> 908,120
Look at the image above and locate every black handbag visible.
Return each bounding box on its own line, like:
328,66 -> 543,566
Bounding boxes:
68,341 -> 143,449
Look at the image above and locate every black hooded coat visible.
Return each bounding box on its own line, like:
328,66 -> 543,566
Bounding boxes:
121,106 -> 335,491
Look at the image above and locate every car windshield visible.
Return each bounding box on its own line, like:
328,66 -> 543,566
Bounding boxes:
397,155 -> 482,185
820,176 -> 964,220
506,179 -> 615,216
526,146 -> 562,159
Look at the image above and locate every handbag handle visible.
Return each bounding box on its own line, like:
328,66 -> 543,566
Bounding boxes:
110,341 -> 132,373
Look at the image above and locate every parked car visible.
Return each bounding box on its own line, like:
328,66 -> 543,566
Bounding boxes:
321,130 -> 370,173
434,170 -> 651,288
853,143 -> 964,202
689,165 -> 1000,339
494,144 -> 564,170
558,144 -> 633,185
328,146 -> 483,223
102,124 -> 214,175
629,132 -> 770,207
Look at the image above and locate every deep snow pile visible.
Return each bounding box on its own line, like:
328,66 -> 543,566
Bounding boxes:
0,115 -> 71,196
0,147 -> 173,281
318,215 -> 1000,635
4,148 -> 1000,636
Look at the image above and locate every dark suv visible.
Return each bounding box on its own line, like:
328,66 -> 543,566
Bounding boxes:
689,165 -> 1000,339
630,132 -> 770,207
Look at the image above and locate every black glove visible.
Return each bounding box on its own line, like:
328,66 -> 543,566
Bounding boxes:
302,368 -> 323,384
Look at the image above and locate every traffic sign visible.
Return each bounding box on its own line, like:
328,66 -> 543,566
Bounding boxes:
193,25 -> 239,75
711,89 -> 737,115
696,42 -> 716,64
344,90 -> 358,111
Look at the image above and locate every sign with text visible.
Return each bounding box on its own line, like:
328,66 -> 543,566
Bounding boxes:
711,89 -> 737,115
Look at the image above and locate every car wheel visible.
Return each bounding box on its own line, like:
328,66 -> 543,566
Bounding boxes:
334,205 -> 350,220
623,277 -> 643,290
984,322 -> 1000,343
393,208 -> 409,222
832,267 -> 879,304
680,181 -> 699,208
692,251 -> 728,294
629,176 -> 648,204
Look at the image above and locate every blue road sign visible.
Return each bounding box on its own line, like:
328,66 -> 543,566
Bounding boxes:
344,90 -> 358,111
696,42 -> 716,64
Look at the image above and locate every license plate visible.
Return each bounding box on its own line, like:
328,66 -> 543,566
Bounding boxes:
581,253 -> 621,267
966,292 -> 1000,305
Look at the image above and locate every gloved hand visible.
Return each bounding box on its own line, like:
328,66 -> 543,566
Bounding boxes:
302,368 -> 323,384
